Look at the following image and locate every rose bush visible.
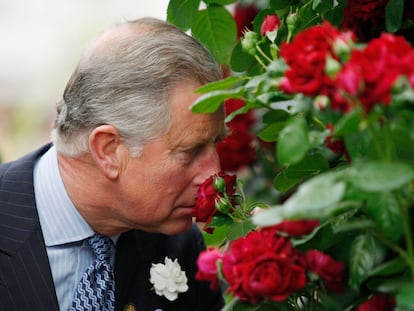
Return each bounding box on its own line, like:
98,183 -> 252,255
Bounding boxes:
167,0 -> 414,310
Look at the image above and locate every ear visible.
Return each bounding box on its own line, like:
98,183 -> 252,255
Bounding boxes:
88,125 -> 126,180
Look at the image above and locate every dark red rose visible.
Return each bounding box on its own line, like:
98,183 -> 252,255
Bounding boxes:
192,172 -> 237,231
233,3 -> 259,38
222,227 -> 307,304
306,250 -> 345,293
216,98 -> 257,172
341,0 -> 388,42
357,293 -> 396,311
196,248 -> 223,289
279,22 -> 341,97
273,220 -> 320,237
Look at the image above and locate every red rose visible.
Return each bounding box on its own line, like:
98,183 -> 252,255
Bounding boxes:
279,22 -> 341,96
196,248 -> 223,289
216,98 -> 257,172
273,219 -> 320,237
192,172 -> 237,231
306,250 -> 345,292
357,293 -> 396,311
335,33 -> 414,112
261,14 -> 281,41
222,227 -> 307,304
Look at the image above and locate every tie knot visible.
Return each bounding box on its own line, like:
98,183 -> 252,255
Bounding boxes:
88,234 -> 112,262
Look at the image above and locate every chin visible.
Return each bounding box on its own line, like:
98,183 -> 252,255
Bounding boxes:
161,218 -> 193,235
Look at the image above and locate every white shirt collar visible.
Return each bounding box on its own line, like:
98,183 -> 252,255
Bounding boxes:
34,145 -> 94,246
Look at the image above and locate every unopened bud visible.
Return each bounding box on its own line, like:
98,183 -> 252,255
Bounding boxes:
333,32 -> 355,62
241,31 -> 258,56
325,56 -> 341,78
313,95 -> 330,110
215,194 -> 233,214
213,175 -> 226,192
286,12 -> 298,34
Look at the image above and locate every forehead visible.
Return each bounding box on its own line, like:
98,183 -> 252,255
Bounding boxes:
166,82 -> 225,148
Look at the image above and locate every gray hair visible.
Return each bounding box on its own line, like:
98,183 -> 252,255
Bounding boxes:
51,17 -> 222,157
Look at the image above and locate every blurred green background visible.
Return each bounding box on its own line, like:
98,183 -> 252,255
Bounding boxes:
0,0 -> 168,162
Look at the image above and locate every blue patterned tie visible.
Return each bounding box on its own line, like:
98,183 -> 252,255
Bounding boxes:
71,234 -> 115,311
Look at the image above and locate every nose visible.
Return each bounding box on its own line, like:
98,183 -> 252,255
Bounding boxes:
194,145 -> 222,186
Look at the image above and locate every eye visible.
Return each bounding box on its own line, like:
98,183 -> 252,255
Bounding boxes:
177,146 -> 203,165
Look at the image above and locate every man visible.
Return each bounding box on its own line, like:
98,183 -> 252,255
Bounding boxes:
0,17 -> 225,311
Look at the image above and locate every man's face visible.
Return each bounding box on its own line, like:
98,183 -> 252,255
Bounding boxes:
114,81 -> 226,234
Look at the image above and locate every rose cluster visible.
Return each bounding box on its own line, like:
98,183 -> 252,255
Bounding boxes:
192,171 -> 237,232
196,221 -> 345,306
279,21 -> 414,114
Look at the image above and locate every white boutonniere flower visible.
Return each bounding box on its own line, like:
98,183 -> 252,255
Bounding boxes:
149,257 -> 189,301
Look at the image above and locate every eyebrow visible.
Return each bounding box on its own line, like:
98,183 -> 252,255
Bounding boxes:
171,129 -> 228,153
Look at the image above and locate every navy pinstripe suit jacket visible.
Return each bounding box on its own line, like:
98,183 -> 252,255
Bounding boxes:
0,144 -> 223,311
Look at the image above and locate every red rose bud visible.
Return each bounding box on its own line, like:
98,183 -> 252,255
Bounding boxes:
241,30 -> 258,55
193,172 -> 237,232
261,14 -> 280,42
215,193 -> 233,214
213,175 -> 226,192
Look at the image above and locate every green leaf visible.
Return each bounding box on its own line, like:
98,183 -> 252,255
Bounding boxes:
191,89 -> 243,113
349,162 -> 414,192
202,225 -> 228,246
396,282 -> 414,309
207,214 -> 234,227
252,204 -> 285,227
277,116 -> 309,166
368,257 -> 407,277
273,153 -> 330,192
230,41 -> 256,73
282,171 -> 346,218
195,76 -> 247,94
255,170 -> 347,226
192,7 -> 237,64
349,233 -> 386,290
257,122 -> 286,142
334,108 -> 361,136
364,192 -> 404,242
293,222 -> 339,251
385,0 -> 404,33
204,0 -> 238,5
367,274 -> 412,293
226,219 -> 256,241
262,109 -> 290,124
167,0 -> 201,31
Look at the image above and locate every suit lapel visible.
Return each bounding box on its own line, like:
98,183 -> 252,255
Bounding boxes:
115,230 -> 168,311
0,145 -> 59,311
